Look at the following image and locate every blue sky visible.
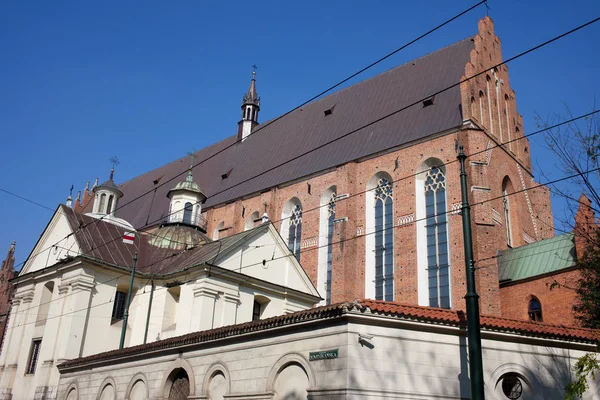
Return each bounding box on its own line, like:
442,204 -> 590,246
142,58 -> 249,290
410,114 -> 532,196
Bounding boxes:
1,0 -> 599,267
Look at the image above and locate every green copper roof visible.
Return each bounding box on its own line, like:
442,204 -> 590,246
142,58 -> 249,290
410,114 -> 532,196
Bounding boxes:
498,233 -> 576,283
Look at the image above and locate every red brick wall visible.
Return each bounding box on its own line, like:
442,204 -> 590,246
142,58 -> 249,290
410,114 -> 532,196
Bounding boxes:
499,269 -> 581,326
201,17 -> 555,317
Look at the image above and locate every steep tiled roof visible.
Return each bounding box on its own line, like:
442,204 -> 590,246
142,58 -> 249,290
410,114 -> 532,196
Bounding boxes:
498,233 -> 576,283
57,205 -> 270,276
59,299 -> 599,370
87,37 -> 476,229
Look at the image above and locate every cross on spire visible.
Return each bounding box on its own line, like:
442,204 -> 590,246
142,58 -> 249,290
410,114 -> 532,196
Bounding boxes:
187,149 -> 196,170
252,64 -> 258,78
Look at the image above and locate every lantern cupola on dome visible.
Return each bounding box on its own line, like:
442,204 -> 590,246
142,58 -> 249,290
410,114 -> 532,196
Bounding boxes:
167,166 -> 207,230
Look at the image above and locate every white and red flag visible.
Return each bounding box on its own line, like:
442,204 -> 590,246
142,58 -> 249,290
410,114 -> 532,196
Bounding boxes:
123,232 -> 135,245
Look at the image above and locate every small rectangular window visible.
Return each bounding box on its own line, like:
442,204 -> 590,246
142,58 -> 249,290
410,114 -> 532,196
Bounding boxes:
111,291 -> 127,320
26,339 -> 42,374
252,300 -> 261,321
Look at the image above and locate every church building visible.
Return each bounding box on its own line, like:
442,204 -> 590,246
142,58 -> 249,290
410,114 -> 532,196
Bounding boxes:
0,16 -> 598,400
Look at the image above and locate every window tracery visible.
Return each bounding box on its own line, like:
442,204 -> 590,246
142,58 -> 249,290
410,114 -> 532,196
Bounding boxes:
424,167 -> 450,308
374,178 -> 393,301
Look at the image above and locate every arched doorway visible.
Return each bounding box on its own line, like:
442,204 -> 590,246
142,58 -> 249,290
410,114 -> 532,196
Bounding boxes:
168,369 -> 190,400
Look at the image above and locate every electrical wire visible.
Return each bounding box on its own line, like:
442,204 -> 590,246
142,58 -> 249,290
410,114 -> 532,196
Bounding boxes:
0,188 -> 54,212
62,1 -> 487,241
13,14 -> 600,276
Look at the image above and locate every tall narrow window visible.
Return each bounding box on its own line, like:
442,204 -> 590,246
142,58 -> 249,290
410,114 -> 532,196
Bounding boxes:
478,91 -> 485,125
26,339 -> 42,374
183,202 -> 193,225
374,178 -> 394,301
424,167 -> 450,308
288,204 -> 302,261
111,291 -> 127,321
528,298 -> 542,322
252,300 -> 261,321
325,193 -> 336,304
99,193 -> 107,213
503,180 -> 513,247
505,94 -> 512,150
486,75 -> 494,137
106,195 -> 114,214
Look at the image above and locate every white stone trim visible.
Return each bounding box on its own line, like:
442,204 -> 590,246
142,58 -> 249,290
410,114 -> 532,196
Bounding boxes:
516,164 -> 539,239
125,372 -> 149,400
202,361 -> 232,397
266,352 -> 315,392
397,214 -> 414,227
161,358 -> 196,398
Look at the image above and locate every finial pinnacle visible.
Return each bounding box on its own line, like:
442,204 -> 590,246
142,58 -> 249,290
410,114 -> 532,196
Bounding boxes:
252,64 -> 257,79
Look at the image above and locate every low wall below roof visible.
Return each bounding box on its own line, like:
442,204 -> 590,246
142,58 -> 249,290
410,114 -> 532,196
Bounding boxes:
56,313 -> 597,400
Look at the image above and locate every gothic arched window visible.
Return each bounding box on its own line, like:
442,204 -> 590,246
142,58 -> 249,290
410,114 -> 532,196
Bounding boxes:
287,204 -> 302,261
374,178 -> 394,301
183,202 -> 193,225
528,297 -> 542,322
325,193 -> 336,304
502,178 -> 513,247
424,166 -> 450,308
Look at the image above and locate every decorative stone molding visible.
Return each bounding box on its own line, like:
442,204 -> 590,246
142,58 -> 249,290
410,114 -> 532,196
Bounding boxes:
57,284 -> 70,295
356,226 -> 364,236
96,377 -> 117,400
192,286 -> 219,299
516,164 -> 539,240
396,214 -> 414,227
450,202 -> 462,215
202,362 -> 232,397
266,352 -> 315,392
161,358 -> 196,398
522,232 -> 535,244
223,292 -> 240,305
301,237 -> 317,249
492,208 -> 502,225
126,373 -> 149,400
486,140 -> 494,165
61,270 -> 95,292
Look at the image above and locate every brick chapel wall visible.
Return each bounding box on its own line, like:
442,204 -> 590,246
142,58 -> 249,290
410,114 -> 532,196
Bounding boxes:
203,17 -> 555,316
499,269 -> 581,326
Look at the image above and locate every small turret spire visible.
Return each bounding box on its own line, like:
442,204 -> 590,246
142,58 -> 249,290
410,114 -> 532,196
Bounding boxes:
66,185 -> 74,207
238,65 -> 261,142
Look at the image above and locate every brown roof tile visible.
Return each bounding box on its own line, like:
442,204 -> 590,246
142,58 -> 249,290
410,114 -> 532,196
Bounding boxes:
86,37 -> 476,229
59,299 -> 599,370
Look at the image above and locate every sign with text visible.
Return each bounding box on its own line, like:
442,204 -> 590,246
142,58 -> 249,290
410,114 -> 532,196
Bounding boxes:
309,348 -> 339,361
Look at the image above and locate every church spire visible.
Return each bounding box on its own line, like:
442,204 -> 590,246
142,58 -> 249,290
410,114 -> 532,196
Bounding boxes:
238,65 -> 261,142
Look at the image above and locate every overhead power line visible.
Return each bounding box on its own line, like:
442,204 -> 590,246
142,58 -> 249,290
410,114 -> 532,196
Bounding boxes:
8,164 -> 598,332
12,15 -> 600,274
53,1 -> 487,240
0,188 -> 54,212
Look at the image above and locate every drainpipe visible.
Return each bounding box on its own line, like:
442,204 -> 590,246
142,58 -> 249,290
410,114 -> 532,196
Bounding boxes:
143,278 -> 155,344
119,253 -> 137,349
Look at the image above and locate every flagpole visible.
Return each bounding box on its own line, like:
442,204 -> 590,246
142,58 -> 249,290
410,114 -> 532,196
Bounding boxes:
119,252 -> 137,349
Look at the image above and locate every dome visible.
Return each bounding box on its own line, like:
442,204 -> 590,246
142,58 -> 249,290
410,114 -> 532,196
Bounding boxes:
148,224 -> 212,250
85,213 -> 135,231
167,170 -> 206,201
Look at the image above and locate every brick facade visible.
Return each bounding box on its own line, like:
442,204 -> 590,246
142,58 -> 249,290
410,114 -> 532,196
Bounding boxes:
0,242 -> 16,348
200,18 -> 554,317
500,268 -> 581,326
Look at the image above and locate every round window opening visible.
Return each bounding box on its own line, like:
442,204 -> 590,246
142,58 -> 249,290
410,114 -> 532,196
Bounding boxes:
502,374 -> 523,399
